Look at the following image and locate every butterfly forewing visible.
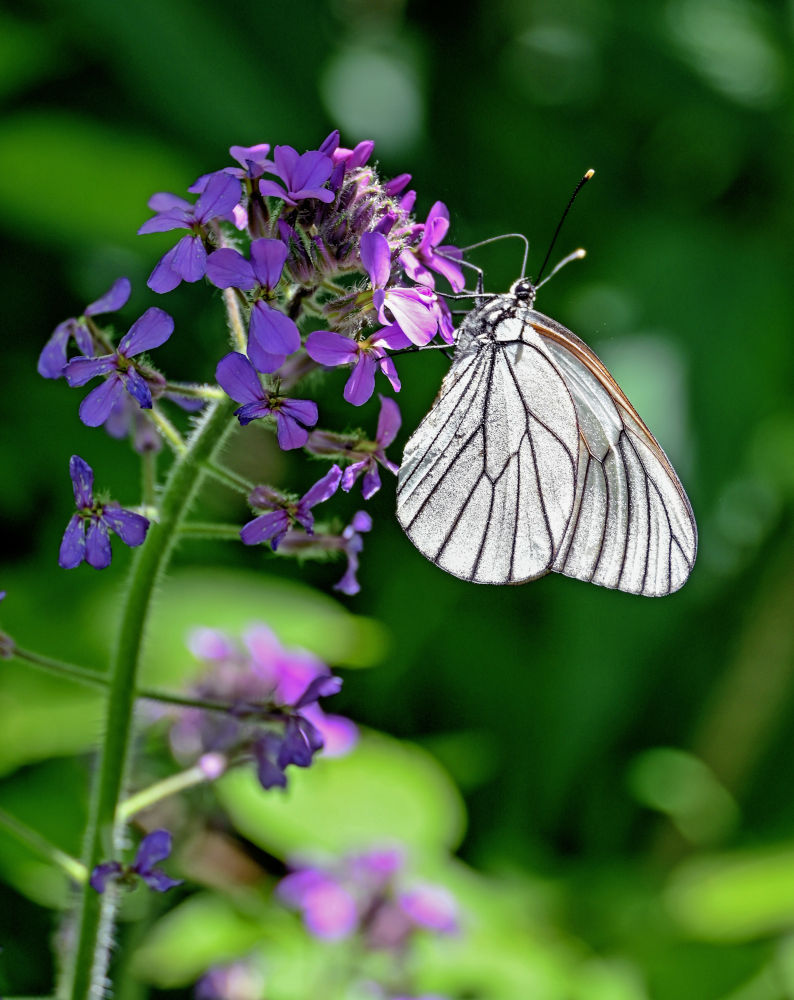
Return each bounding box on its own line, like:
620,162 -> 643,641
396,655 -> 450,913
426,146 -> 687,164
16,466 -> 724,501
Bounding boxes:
396,292 -> 697,597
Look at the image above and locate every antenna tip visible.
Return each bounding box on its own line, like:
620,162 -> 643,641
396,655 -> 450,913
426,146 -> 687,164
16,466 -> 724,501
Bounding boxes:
584,168 -> 595,180
574,248 -> 587,259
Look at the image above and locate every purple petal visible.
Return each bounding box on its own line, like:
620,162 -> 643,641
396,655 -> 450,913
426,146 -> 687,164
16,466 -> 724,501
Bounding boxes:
134,829 -> 173,871
300,464 -> 343,509
59,515 -> 86,569
229,142 -> 272,172
361,464 -> 382,500
147,191 -> 192,213
258,178 -> 291,203
141,870 -> 183,893
102,507 -> 150,547
275,412 -> 310,451
85,518 -> 112,569
377,354 -> 401,393
90,861 -> 123,893
308,710 -> 359,757
137,212 -> 191,235
38,320 -> 74,379
305,331 -> 358,367
351,510 -> 373,533
375,395 -> 401,447
280,398 -> 318,428
248,303 -> 300,362
240,510 -> 290,547
119,307 -> 174,356
85,277 -> 132,316
301,880 -> 358,940
122,368 -> 153,409
343,355 -> 376,406
250,239 -> 288,291
278,716 -> 321,768
289,151 -> 333,194
69,455 -> 94,507
194,172 -> 242,224
272,145 -> 300,183
398,885 -> 458,933
377,288 -> 437,346
216,352 -> 265,405
79,376 -> 125,427
294,674 -> 342,709
147,235 -> 206,293
246,343 -> 285,376
254,738 -> 288,789
64,355 -> 117,387
341,460 -> 368,494
319,130 -> 341,156
205,248 -> 256,291
235,400 -> 272,425
371,324 -> 412,351
359,232 -> 391,288
384,173 -> 411,196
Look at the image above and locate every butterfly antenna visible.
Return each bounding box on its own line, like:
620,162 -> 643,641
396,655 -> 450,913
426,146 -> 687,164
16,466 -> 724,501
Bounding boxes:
536,248 -> 586,289
460,233 -> 530,279
535,169 -> 594,284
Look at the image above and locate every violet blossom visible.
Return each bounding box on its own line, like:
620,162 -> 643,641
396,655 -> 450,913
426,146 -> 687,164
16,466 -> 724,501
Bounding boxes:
215,351 -> 317,449
206,238 -> 300,372
334,510 -> 373,595
64,307 -> 174,427
240,465 -> 342,549
339,396 -> 401,499
139,171 -> 242,292
400,201 -> 465,292
59,455 -> 149,570
360,231 -> 439,346
90,829 -> 182,894
258,144 -> 336,206
38,277 -> 131,380
305,326 -> 410,406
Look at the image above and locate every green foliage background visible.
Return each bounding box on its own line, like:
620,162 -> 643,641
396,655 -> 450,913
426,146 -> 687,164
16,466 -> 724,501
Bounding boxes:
1,0 -> 794,997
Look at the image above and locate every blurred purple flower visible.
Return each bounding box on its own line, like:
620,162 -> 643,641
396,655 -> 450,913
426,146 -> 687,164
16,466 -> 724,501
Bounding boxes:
90,829 -> 182,894
259,144 -> 335,206
139,172 -> 242,292
400,202 -> 465,292
334,510 -> 373,596
305,326 -> 410,406
59,456 -> 149,570
38,277 -> 131,380
240,465 -> 342,549
340,396 -> 401,498
64,307 -> 174,427
398,885 -> 458,933
215,351 -> 317,449
206,239 -> 300,372
195,958 -> 267,1000
277,867 -> 358,940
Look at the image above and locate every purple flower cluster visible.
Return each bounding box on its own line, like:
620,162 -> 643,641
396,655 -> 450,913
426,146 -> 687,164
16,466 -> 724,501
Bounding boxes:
277,848 -> 459,948
90,829 -> 182,894
170,624 -> 357,790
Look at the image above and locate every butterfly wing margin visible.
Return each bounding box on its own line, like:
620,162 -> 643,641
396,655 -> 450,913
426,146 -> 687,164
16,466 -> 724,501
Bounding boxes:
531,311 -> 697,596
396,335 -> 580,584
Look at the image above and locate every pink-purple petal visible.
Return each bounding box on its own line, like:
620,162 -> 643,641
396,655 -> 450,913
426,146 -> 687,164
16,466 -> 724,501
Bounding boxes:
305,331 -> 359,367
290,150 -> 333,193
375,395 -> 402,447
359,231 -> 391,288
216,352 -> 264,405
137,212 -> 191,235
250,239 -> 288,291
119,307 -> 174,356
258,178 -> 292,204
194,172 -> 242,224
147,191 -> 191,213
377,354 -> 402,393
343,355 -> 376,406
378,288 -> 437,346
301,464 -> 343,509
205,248 -> 256,291
79,377 -> 126,427
85,277 -> 131,316
59,515 -> 86,569
371,324 -> 412,351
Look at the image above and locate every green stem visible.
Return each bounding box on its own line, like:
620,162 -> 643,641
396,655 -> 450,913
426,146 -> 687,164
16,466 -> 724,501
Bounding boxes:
63,393 -> 235,1000
117,764 -> 215,822
163,381 -> 225,400
141,451 -> 157,509
179,521 -> 244,540
0,808 -> 87,884
148,406 -> 186,454
201,461 -> 253,493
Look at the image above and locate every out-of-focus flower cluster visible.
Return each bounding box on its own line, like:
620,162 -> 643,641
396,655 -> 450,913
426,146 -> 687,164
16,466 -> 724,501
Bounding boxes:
277,847 -> 459,948
39,130 -> 463,593
169,624 -> 357,791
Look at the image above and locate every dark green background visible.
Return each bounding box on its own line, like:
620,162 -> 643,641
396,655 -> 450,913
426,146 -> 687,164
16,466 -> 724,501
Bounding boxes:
2,0 -> 794,997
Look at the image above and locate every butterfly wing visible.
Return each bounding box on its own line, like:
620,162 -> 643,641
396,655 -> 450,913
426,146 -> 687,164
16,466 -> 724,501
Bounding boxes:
396,323 -> 580,584
530,310 -> 697,596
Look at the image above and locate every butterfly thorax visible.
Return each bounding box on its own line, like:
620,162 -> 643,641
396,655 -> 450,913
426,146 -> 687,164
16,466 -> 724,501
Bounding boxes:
454,286 -> 539,357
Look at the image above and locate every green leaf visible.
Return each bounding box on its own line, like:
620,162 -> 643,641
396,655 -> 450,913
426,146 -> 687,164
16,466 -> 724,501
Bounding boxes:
217,729 -> 466,857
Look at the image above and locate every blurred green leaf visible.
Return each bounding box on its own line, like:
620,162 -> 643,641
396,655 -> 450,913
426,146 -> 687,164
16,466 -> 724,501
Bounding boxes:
217,729 -> 466,856
0,14 -> 58,100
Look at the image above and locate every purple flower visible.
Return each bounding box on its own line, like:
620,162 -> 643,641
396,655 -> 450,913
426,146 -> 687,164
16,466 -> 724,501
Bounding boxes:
195,958 -> 267,1000
305,326 -> 410,406
139,172 -> 242,293
206,239 -> 300,372
398,885 -> 458,933
64,307 -> 174,427
240,465 -> 342,550
90,829 -> 182,894
341,396 -> 401,498
215,352 -> 317,449
400,202 -> 465,292
360,231 -> 439,346
38,277 -> 131,379
258,145 -> 335,206
59,455 -> 149,570
334,511 -> 373,595
277,868 -> 358,940
190,143 -> 273,190
332,139 -> 375,170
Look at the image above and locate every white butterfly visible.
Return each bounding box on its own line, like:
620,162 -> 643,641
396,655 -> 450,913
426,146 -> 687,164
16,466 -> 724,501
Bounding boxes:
396,276 -> 697,596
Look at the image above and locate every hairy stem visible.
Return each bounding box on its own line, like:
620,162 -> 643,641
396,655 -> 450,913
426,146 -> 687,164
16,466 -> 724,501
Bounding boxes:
63,393 -> 235,1000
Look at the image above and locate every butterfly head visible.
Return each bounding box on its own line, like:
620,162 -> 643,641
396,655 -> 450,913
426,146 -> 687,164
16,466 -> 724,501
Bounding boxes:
509,277 -> 538,307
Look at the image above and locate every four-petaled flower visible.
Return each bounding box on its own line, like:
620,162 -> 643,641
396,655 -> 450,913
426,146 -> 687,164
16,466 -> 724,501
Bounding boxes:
139,172 -> 242,293
305,326 -> 410,406
207,239 -> 300,372
216,352 -> 317,449
64,307 -> 174,427
340,396 -> 401,498
59,456 -> 149,570
38,277 -> 131,379
240,465 -> 342,550
90,829 -> 183,894
400,201 -> 465,292
259,145 -> 335,206
361,231 -> 439,346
